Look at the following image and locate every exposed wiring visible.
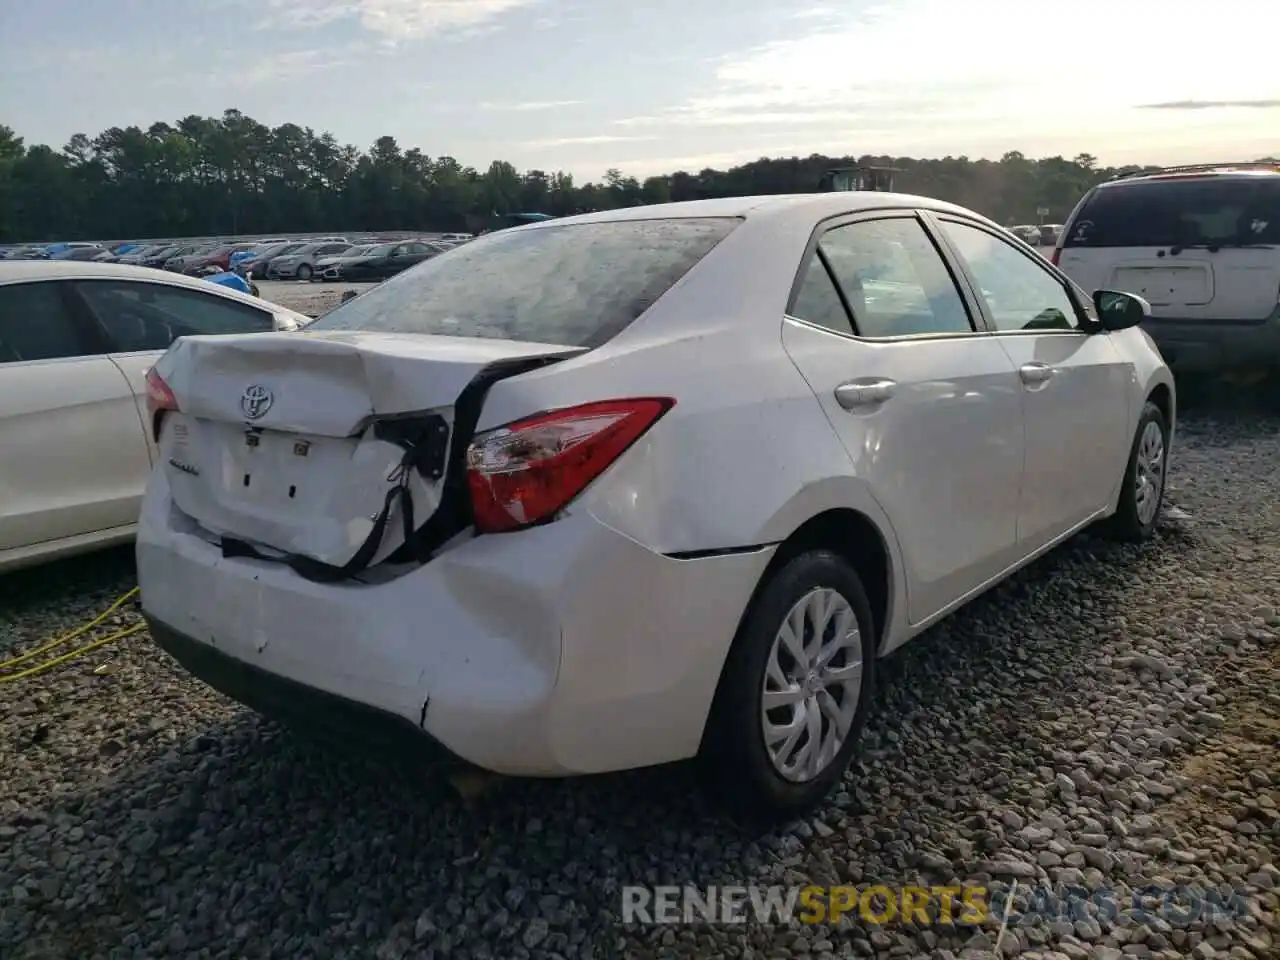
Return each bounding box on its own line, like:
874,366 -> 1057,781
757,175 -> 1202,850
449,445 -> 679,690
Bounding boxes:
0,587 -> 144,683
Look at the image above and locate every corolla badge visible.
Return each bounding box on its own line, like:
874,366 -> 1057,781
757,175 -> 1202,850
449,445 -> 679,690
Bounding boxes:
240,384 -> 274,420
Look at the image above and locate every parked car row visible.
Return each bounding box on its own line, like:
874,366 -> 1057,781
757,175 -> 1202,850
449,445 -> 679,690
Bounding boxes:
309,240 -> 452,282
1007,223 -> 1062,246
0,233 -> 474,274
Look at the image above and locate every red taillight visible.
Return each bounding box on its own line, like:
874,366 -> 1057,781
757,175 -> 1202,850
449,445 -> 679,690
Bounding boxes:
466,398 -> 674,533
144,368 -> 178,438
1050,247 -> 1062,266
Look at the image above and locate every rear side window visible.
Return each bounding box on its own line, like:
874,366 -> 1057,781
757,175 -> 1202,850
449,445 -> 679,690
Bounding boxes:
1066,177 -> 1280,248
75,280 -> 274,351
309,217 -> 741,348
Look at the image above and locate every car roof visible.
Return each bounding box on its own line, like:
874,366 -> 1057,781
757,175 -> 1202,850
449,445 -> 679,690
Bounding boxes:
0,261 -> 310,322
514,192 -> 993,230
1097,167 -> 1280,190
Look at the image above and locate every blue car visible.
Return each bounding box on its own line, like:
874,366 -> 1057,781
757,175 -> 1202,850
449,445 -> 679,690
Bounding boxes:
228,249 -> 258,272
203,271 -> 257,296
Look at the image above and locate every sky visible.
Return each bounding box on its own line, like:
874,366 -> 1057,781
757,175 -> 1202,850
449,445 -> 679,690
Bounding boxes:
2,0 -> 1277,182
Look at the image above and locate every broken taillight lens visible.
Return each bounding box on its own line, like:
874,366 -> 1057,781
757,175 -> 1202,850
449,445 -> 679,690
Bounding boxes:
144,367 -> 178,440
466,397 -> 674,533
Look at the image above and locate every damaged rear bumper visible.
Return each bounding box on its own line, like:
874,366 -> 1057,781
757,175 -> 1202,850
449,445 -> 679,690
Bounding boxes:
148,616 -> 460,763
136,469 -> 773,777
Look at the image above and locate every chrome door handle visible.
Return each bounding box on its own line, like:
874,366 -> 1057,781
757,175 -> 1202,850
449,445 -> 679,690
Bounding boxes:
1019,362 -> 1055,385
835,378 -> 897,409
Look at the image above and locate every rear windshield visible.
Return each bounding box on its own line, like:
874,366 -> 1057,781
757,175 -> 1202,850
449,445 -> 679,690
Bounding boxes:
308,217 -> 740,347
1065,176 -> 1280,248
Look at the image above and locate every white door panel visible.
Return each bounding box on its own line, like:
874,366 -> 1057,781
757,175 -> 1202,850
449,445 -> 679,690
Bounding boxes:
781,214 -> 1031,624
934,216 -> 1133,549
994,333 -> 1132,544
783,321 -> 1026,623
0,357 -> 153,551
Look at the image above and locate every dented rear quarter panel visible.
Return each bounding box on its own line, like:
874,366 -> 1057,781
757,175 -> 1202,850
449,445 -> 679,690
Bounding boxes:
476,202 -> 909,598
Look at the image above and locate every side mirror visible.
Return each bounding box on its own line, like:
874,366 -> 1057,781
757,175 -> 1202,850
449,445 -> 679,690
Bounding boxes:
1092,290 -> 1150,331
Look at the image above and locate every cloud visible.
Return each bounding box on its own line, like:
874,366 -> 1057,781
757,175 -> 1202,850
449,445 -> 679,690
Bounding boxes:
1137,99 -> 1280,110
479,100 -> 586,111
11,40 -> 349,92
232,48 -> 363,88
522,135 -> 658,149
14,44 -> 182,77
259,0 -> 541,41
612,0 -> 1280,151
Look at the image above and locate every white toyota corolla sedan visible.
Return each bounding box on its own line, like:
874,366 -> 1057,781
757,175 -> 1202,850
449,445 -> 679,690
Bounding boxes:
136,194 -> 1174,820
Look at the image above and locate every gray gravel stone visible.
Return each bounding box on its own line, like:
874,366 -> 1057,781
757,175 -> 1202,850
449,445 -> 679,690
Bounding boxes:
3,406 -> 1279,959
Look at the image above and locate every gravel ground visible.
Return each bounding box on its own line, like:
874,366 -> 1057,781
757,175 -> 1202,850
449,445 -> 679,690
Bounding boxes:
256,279 -> 379,318
2,401 -> 1277,960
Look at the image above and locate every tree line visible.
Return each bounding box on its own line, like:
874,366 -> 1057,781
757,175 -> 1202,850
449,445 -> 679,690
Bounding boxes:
0,108 -> 1241,243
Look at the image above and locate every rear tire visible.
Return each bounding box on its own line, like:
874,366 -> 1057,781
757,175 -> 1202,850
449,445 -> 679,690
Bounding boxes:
1106,400 -> 1168,542
699,550 -> 876,825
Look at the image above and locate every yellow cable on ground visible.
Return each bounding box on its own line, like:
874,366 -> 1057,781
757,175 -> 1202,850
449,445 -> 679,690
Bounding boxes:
0,586 -> 144,683
0,624 -> 147,683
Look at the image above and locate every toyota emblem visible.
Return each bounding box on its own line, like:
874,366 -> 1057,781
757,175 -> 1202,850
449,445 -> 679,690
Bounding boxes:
240,384 -> 274,420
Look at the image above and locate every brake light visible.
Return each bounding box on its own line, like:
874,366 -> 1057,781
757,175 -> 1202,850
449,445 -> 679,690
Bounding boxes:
144,368 -> 178,439
466,398 -> 674,533
1050,247 -> 1062,266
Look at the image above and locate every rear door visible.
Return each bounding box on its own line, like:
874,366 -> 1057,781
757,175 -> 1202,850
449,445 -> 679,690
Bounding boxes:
779,212 -> 1027,625
71,278 -> 280,461
1058,175 -> 1280,321
0,280 -> 152,551
932,214 -> 1130,547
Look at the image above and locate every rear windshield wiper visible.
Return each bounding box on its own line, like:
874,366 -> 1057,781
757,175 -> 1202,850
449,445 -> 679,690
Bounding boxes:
1168,242 -> 1221,255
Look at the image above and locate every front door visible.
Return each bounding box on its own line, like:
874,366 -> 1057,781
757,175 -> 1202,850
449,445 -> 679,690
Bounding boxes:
780,213 -> 1027,624
931,215 -> 1131,548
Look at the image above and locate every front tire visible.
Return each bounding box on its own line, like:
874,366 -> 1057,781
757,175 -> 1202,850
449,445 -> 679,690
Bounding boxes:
700,550 -> 876,824
1107,400 -> 1168,542
296,264 -> 313,281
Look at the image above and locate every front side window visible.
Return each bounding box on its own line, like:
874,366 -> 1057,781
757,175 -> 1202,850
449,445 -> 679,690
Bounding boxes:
76,281 -> 274,351
939,220 -> 1081,332
0,282 -> 94,363
817,218 -> 975,338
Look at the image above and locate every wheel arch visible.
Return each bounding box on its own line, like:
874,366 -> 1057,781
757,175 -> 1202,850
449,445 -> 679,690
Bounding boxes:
695,500 -> 900,760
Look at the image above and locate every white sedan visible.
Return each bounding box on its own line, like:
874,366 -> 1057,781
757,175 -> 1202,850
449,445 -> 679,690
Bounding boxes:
0,261 -> 310,572
136,194 -> 1174,820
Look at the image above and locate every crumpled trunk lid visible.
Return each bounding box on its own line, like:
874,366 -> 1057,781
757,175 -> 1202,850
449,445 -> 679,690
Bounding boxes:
152,330 -> 582,567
